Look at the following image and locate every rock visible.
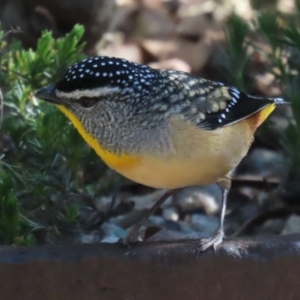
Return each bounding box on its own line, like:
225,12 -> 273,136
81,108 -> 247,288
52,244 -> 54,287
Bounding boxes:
80,232 -> 102,244
130,190 -> 172,210
94,196 -> 113,213
191,214 -> 219,236
163,207 -> 179,222
100,235 -> 120,243
97,37 -> 143,64
281,214 -> 300,235
148,58 -> 191,73
174,39 -> 210,72
133,6 -> 174,39
236,148 -> 288,181
100,222 -> 127,243
176,14 -> 214,38
260,218 -> 286,235
148,215 -> 165,226
140,39 -> 177,61
0,0 -> 116,51
174,185 -> 221,215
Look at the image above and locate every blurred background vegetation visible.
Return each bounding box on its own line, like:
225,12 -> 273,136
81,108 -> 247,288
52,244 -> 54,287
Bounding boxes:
0,0 -> 300,246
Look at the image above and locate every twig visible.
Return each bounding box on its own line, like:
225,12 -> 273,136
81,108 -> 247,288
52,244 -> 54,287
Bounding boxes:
232,175 -> 280,189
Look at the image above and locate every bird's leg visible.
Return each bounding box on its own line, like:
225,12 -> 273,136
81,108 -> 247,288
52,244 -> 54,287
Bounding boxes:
198,177 -> 231,252
122,189 -> 176,245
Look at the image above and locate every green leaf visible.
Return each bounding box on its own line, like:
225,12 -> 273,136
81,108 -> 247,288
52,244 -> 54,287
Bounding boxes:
0,170 -> 20,243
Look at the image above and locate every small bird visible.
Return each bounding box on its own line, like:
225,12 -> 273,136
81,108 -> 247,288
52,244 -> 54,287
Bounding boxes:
35,56 -> 288,251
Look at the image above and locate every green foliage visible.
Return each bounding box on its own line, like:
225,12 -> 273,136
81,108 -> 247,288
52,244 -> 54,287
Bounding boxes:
58,204 -> 80,224
257,9 -> 300,187
0,170 -> 19,243
0,24 -> 109,245
223,10 -> 300,191
223,14 -> 250,91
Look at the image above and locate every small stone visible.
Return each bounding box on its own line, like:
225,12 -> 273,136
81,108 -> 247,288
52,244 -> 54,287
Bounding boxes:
260,219 -> 286,235
191,214 -> 219,235
130,190 -> 172,210
80,232 -> 102,244
149,216 -> 165,226
100,222 -> 127,243
101,235 -> 120,243
95,196 -> 113,212
281,215 -> 300,235
236,148 -> 288,180
163,207 -> 179,222
174,185 -> 221,215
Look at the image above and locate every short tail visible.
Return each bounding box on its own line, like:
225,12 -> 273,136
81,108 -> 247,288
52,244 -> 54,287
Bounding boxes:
247,94 -> 290,105
249,96 -> 290,129
270,97 -> 290,105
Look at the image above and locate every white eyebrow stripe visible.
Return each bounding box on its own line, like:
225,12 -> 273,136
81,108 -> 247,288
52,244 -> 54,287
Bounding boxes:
56,87 -> 121,99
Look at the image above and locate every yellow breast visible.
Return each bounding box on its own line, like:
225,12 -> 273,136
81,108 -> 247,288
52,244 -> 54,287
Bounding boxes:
57,105 -> 141,170
57,104 -> 275,189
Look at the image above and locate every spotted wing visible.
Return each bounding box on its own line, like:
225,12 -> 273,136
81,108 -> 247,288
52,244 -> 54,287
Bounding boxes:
177,78 -> 274,131
197,87 -> 273,130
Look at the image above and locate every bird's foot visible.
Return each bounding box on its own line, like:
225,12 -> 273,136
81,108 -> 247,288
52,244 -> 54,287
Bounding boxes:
119,226 -> 143,247
197,229 -> 224,253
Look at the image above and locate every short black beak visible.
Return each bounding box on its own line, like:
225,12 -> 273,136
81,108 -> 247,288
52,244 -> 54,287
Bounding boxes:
35,84 -> 61,104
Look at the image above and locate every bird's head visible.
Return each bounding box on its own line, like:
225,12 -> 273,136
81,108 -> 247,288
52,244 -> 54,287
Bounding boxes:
35,56 -> 159,122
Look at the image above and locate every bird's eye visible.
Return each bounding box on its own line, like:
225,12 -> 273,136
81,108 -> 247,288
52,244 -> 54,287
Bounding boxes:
78,97 -> 98,108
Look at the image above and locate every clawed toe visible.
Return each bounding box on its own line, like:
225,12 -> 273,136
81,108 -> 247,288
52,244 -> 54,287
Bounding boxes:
197,229 -> 224,253
119,227 -> 143,246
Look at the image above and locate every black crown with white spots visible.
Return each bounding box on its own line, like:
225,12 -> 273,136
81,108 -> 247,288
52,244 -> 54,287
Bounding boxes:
56,56 -> 157,93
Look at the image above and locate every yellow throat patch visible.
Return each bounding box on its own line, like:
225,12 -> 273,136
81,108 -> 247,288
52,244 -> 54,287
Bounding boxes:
56,105 -> 141,170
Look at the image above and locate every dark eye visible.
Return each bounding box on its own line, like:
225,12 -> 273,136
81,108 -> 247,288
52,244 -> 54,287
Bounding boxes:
79,97 -> 98,108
